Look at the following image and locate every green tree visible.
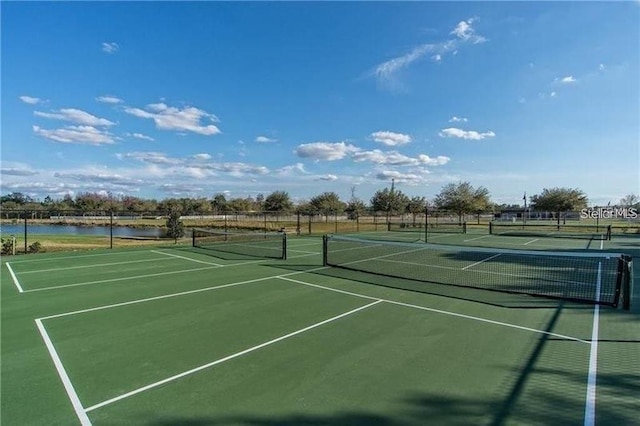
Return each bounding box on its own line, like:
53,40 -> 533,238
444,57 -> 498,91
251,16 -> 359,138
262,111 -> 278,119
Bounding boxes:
0,192 -> 34,205
309,192 -> 345,221
345,191 -> 366,220
434,182 -> 491,225
530,187 -> 588,224
165,209 -> 185,243
264,191 -> 293,213
406,196 -> 427,226
370,188 -> 410,218
211,194 -> 228,213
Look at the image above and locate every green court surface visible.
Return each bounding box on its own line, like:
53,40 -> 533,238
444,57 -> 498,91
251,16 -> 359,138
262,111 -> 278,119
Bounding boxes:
1,233 -> 638,425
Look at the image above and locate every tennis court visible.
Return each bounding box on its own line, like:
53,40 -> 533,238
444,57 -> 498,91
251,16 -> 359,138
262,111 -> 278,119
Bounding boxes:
1,232 -> 638,425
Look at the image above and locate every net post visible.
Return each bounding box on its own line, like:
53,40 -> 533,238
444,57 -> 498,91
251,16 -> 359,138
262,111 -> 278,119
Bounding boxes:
282,233 -> 287,260
322,235 -> 328,266
387,222 -> 392,232
607,225 -> 612,241
621,255 -> 633,310
192,228 -> 196,247
463,222 -> 467,234
489,221 -> 493,235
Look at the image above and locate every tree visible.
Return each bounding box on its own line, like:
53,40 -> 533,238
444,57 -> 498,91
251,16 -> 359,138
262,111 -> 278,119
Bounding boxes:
309,192 -> 345,221
345,187 -> 366,221
434,182 -> 491,225
406,196 -> 427,225
0,192 -> 34,205
530,187 -> 588,224
620,194 -> 640,208
165,209 -> 185,243
211,194 -> 228,213
263,191 -> 293,213
370,188 -> 410,218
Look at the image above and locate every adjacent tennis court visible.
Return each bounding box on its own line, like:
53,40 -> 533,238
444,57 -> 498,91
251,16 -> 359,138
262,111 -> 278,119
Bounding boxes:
1,232 -> 638,425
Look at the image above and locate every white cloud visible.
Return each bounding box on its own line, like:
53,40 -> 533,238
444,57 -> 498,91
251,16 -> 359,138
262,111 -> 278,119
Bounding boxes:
448,116 -> 468,123
0,167 -> 39,176
439,127 -> 495,140
353,150 -> 450,166
374,170 -> 428,185
96,95 -> 123,104
102,42 -> 119,54
124,103 -> 221,136
558,75 -> 577,84
19,95 -> 43,105
35,108 -> 115,126
372,18 -> 486,90
277,163 -> 307,176
121,151 -> 269,177
255,136 -> 277,143
294,142 -> 359,161
191,153 -> 212,161
451,18 -> 486,44
121,152 -> 182,165
33,125 -> 116,145
158,183 -> 204,195
53,172 -> 143,188
370,131 -> 412,147
317,174 -> 338,181
125,132 -> 154,141
550,91 -> 557,97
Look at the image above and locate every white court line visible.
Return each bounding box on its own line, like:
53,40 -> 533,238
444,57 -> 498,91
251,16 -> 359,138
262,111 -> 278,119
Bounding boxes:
84,300 -> 382,413
277,276 -> 589,344
38,265 -> 331,321
584,240 -> 604,425
23,265 -> 221,293
35,319 -> 91,425
7,250 -> 150,264
17,257 -> 178,274
150,250 -> 223,266
6,263 -> 24,293
583,262 -> 602,426
463,235 -> 491,242
523,239 -> 539,246
461,253 -> 502,270
288,249 -> 320,254
22,251 -> 318,293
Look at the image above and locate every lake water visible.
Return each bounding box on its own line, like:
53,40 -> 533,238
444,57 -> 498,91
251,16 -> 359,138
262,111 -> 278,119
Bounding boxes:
0,224 -> 167,238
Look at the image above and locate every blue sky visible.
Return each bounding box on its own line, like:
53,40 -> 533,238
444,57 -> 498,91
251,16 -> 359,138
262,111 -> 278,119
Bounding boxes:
1,1 -> 638,206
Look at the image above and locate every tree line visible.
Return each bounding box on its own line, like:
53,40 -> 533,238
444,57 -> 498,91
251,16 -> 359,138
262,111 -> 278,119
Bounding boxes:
1,184 -> 638,222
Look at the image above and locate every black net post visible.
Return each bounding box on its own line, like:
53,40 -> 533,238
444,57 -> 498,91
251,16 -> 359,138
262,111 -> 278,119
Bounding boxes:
607,225 -> 612,241
489,222 -> 494,235
424,206 -> 429,243
620,255 -> 633,310
297,212 -> 301,235
463,222 -> 467,234
322,235 -> 328,266
282,233 -> 287,260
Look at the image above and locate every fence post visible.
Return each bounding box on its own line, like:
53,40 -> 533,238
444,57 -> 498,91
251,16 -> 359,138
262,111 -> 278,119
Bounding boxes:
24,211 -> 28,254
110,211 -> 114,249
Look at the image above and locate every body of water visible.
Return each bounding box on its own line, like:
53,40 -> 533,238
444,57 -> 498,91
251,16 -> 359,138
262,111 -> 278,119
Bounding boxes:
0,224 -> 167,238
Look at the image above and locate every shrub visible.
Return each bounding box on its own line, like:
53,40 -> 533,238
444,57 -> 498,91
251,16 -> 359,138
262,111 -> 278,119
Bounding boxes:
28,241 -> 42,253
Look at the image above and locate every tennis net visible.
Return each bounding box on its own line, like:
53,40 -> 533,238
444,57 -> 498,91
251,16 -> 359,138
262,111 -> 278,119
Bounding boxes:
323,234 -> 632,309
192,228 -> 287,259
388,222 -> 467,234
489,222 -> 611,240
